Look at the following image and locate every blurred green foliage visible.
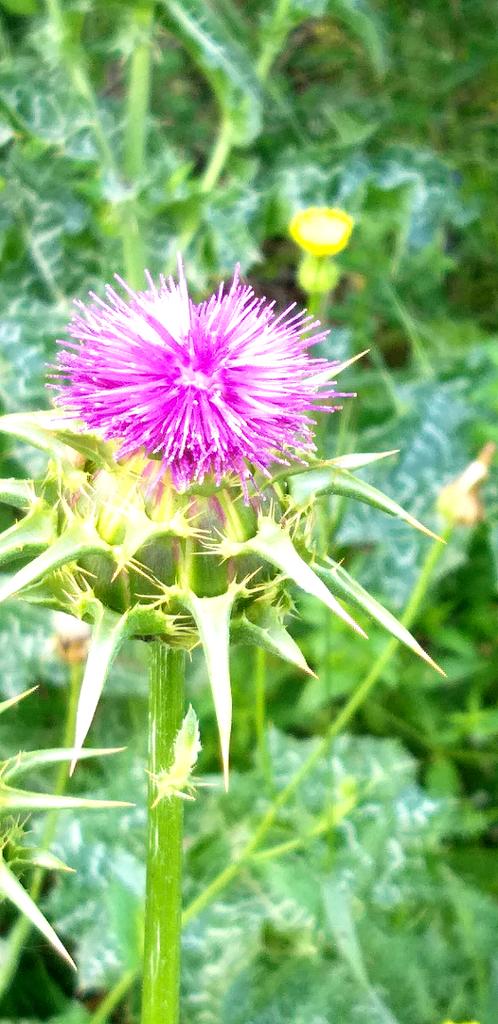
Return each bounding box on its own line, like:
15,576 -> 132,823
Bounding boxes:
0,0 -> 497,1021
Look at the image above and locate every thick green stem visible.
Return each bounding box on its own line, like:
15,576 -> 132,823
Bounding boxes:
124,4 -> 155,182
183,529 -> 450,923
141,645 -> 185,1024
0,661 -> 82,999
168,117 -> 233,269
122,2 -> 155,288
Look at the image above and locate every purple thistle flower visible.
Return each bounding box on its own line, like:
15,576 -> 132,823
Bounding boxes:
53,262 -> 345,490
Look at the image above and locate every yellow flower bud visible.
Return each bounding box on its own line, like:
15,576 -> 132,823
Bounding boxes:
442,1019 -> 480,1024
289,206 -> 354,257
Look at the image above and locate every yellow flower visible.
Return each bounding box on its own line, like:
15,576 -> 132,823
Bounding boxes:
442,1019 -> 480,1024
289,206 -> 354,256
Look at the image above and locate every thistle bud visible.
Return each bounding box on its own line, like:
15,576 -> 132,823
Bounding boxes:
53,612 -> 91,664
437,443 -> 495,526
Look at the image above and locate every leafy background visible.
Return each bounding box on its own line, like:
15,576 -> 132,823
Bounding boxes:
0,0 -> 497,1021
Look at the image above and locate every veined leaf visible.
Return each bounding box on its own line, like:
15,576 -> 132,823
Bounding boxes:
317,558 -> 444,674
0,854 -> 75,968
163,0 -> 262,146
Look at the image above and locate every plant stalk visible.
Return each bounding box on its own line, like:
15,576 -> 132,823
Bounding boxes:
141,644 -> 185,1024
122,2 -> 155,288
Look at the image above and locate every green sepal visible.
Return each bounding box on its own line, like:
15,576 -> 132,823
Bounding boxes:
0,504 -> 56,567
0,478 -> 36,510
0,854 -> 75,969
314,468 -> 440,540
71,604 -> 131,773
0,521 -> 110,605
317,558 -> 444,675
243,518 -> 367,638
184,588 -> 237,790
3,745 -> 126,782
231,606 -> 314,676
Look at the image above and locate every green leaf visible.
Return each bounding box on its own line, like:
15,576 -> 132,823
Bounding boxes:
317,557 -> 443,673
330,0 -> 388,79
0,0 -> 39,14
163,0 -> 262,145
0,855 -> 75,968
323,878 -> 401,1024
43,748 -> 145,992
0,57 -> 96,157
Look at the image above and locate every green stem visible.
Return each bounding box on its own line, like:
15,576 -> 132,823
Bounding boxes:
0,661 -> 82,1000
165,117 -> 233,272
254,647 -> 272,789
122,2 -> 155,288
256,0 -> 291,81
183,529 -> 450,924
124,4 -> 155,182
141,645 -> 185,1024
200,117 -> 233,195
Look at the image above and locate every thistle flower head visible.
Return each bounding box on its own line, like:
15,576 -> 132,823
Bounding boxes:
53,262 -> 344,492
